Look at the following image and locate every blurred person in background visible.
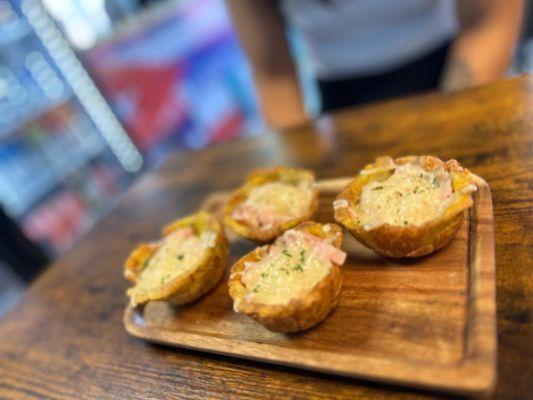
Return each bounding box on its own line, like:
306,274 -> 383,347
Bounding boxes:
227,0 -> 524,129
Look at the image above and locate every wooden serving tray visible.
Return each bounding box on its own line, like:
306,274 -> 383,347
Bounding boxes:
124,178 -> 496,396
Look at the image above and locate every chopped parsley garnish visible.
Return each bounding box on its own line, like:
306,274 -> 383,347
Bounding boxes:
160,277 -> 166,284
433,177 -> 438,186
299,249 -> 306,264
413,186 -> 419,193
176,254 -> 184,260
280,267 -> 290,275
261,272 -> 268,278
253,286 -> 260,293
282,249 -> 291,257
293,264 -> 304,272
404,220 -> 408,225
372,186 -> 384,191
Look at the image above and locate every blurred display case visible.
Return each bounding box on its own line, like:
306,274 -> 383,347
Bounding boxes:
0,0 -> 142,279
83,0 -> 262,162
1,0 -> 262,281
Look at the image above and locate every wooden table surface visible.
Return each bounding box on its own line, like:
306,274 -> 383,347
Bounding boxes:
0,76 -> 531,400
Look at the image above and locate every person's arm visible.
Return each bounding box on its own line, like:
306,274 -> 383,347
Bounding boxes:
226,0 -> 308,129
440,0 -> 524,91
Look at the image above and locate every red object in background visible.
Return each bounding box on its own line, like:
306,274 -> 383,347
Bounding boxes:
210,111 -> 244,143
94,64 -> 186,150
21,163 -> 122,255
85,0 -> 261,154
23,191 -> 88,253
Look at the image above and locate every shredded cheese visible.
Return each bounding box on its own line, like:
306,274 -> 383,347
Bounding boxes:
130,228 -> 213,296
241,230 -> 343,305
355,163 -> 453,228
233,181 -> 313,230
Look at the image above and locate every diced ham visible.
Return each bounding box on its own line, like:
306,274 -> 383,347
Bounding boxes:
266,244 -> 283,259
282,229 -> 347,266
327,245 -> 347,265
282,229 -> 301,245
182,226 -> 193,238
233,203 -> 290,230
232,204 -> 256,222
301,231 -> 347,265
257,208 -> 280,228
167,226 -> 193,241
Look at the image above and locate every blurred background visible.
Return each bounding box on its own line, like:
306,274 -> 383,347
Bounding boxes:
0,0 -> 532,316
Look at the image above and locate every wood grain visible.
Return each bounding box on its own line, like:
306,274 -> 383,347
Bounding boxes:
0,75 -> 531,400
124,178 -> 495,396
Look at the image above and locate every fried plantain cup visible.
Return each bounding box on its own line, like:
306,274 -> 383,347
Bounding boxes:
334,156 -> 484,258
228,221 -> 345,333
125,211 -> 228,307
223,167 -> 319,243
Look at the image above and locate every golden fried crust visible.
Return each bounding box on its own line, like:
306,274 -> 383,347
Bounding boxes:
223,167 -> 319,243
228,221 -> 344,333
124,243 -> 159,283
125,211 -> 228,306
334,155 -> 482,258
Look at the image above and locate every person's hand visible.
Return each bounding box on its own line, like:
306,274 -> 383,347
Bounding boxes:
440,0 -> 524,91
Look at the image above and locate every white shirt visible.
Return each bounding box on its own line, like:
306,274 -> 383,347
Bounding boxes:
280,0 -> 458,79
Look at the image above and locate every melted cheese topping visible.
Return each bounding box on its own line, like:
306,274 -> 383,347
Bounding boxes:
233,181 -> 313,230
246,182 -> 311,213
355,163 -> 453,228
240,230 -> 331,305
131,228 -> 214,296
